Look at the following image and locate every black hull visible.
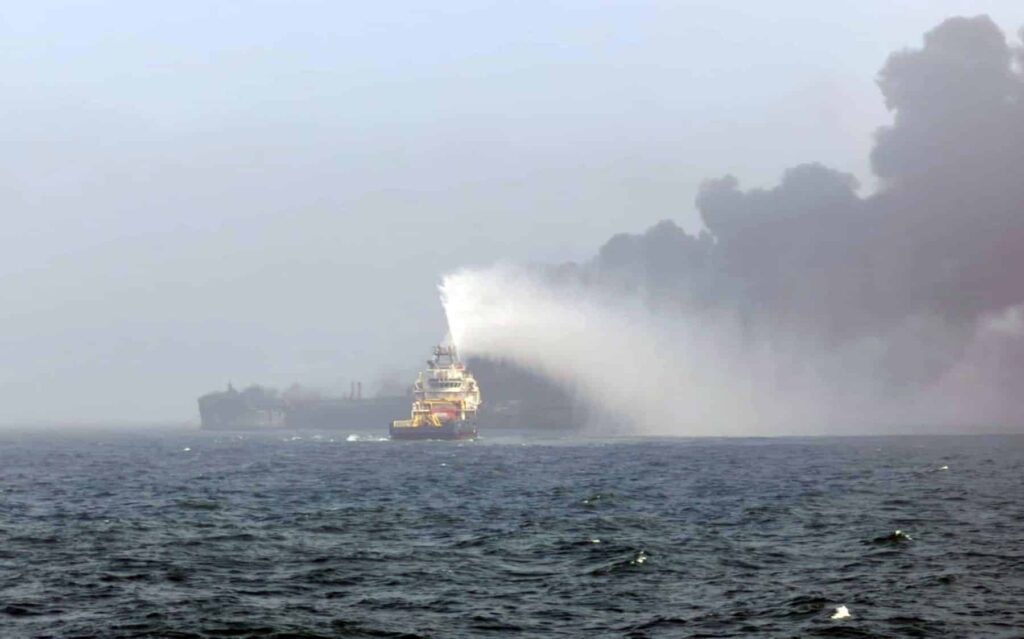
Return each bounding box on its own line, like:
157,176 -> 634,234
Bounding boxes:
199,392 -> 409,431
389,421 -> 478,441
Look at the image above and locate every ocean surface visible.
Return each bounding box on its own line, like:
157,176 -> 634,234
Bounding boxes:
1,429 -> 1022,638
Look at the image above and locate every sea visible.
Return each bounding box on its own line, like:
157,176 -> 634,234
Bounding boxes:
1,428 -> 1022,638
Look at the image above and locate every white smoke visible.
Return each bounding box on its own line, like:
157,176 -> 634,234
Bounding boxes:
440,265 -> 1024,435
443,265 -> 860,435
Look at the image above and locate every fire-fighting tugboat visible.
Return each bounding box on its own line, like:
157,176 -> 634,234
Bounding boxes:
389,345 -> 481,441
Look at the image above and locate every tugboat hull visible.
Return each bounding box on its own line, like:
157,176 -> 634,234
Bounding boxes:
390,344 -> 482,441
389,420 -> 478,441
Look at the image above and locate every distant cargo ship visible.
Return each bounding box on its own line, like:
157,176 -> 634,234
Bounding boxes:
390,345 -> 480,441
197,356 -> 583,433
197,383 -> 407,431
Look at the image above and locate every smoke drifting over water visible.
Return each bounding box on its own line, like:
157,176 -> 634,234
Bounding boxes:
441,265 -> 840,435
442,16 -> 1024,435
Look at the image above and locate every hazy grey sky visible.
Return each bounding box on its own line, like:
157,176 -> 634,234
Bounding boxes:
3,1 -> 1023,422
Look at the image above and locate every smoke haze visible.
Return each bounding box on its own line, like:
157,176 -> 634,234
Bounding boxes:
443,16 -> 1024,435
4,5 -> 1024,424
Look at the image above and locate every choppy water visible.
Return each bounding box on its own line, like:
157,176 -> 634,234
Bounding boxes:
1,429 -> 1023,638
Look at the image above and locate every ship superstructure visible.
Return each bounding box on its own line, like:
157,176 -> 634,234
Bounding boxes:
390,345 -> 480,440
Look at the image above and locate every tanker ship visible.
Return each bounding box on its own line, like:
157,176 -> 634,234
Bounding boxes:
390,345 -> 480,441
198,382 -> 408,431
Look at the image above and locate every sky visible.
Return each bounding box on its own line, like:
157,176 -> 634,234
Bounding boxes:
2,1 -> 1024,422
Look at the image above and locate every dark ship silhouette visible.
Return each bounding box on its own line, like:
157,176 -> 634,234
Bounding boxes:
198,359 -> 583,432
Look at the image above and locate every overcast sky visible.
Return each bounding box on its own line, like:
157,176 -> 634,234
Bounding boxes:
2,1 -> 1023,422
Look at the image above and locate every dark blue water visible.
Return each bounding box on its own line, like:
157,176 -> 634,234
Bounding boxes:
1,429 -> 1022,638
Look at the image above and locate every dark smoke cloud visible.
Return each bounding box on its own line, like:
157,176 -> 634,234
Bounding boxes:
584,15 -> 1024,423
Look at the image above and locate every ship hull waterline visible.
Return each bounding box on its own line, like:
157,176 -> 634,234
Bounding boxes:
389,420 -> 478,441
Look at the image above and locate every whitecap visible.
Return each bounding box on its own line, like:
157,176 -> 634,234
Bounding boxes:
830,605 -> 850,620
346,434 -> 388,442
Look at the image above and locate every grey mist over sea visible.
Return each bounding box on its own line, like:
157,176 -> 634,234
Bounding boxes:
3,1 -> 1024,431
3,2 -> 1024,638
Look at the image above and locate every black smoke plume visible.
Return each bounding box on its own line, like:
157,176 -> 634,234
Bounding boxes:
446,16 -> 1024,432
585,15 -> 1024,426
